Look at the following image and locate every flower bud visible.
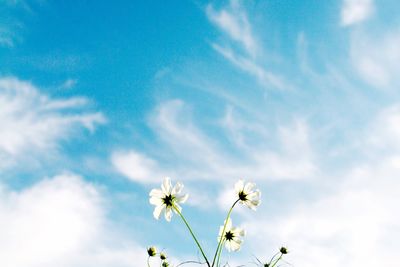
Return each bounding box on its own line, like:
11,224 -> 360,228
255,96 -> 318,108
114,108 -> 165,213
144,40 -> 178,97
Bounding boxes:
160,253 -> 167,260
280,247 -> 288,254
147,246 -> 157,257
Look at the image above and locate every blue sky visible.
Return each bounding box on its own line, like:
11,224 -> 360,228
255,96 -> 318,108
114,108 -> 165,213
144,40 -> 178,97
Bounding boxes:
1,0 -> 400,266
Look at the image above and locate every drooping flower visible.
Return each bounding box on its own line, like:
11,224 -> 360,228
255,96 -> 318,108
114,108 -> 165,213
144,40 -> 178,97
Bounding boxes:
234,179 -> 261,210
218,218 -> 245,252
149,177 -> 188,222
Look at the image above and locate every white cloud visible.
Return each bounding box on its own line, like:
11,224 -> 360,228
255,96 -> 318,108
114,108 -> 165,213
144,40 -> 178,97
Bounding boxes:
243,105 -> 400,267
111,150 -> 161,184
245,159 -> 400,267
0,76 -> 106,170
206,0 -> 257,57
0,174 -> 146,267
341,0 -> 374,26
351,30 -> 400,88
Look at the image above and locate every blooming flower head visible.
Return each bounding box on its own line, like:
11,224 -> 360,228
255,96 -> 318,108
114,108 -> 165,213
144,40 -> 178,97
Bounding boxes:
149,177 -> 188,222
218,218 -> 245,252
234,179 -> 261,210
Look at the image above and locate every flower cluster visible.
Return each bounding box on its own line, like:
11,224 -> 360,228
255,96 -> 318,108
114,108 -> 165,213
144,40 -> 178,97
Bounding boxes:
147,177 -> 288,267
147,246 -> 170,267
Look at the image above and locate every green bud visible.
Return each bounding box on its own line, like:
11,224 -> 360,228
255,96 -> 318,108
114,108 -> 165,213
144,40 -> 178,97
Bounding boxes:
147,246 -> 157,257
280,247 -> 288,254
160,253 -> 167,260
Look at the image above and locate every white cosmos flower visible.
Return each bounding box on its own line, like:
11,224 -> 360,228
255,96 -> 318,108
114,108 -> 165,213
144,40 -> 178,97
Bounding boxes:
234,179 -> 261,210
149,177 -> 188,222
218,218 -> 245,252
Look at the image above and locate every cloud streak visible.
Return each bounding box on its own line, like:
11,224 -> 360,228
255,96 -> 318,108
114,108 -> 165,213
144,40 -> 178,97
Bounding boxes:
0,77 -> 106,170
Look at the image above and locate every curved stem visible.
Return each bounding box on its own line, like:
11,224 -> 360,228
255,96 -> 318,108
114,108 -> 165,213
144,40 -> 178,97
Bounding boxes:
147,256 -> 151,267
268,252 -> 280,264
173,205 -> 210,267
175,260 -> 207,267
211,199 -> 240,267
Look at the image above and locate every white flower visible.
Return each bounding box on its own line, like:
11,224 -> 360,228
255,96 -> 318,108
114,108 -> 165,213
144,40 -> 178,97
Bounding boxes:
234,179 -> 261,210
149,177 -> 188,222
218,218 -> 245,252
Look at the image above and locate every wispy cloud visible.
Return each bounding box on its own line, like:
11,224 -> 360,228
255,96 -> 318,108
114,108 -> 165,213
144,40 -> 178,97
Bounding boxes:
341,0 -> 374,26
206,0 -> 291,91
351,30 -> 400,88
0,26 -> 16,47
206,0 -> 258,57
212,44 -> 290,90
114,99 -> 316,186
0,77 -> 106,170
60,78 -> 78,90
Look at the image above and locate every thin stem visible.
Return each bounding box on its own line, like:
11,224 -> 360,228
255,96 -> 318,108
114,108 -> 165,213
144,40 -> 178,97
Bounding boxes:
267,252 -> 280,266
173,205 -> 210,267
176,260 -> 207,267
147,256 -> 151,267
270,254 -> 283,267
211,199 -> 240,267
216,240 -> 224,267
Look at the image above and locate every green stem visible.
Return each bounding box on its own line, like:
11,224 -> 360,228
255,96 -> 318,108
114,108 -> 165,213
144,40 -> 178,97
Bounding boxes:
211,199 -> 240,267
270,253 -> 283,267
216,240 -> 224,267
268,252 -> 280,264
147,256 -> 151,267
173,205 -> 210,267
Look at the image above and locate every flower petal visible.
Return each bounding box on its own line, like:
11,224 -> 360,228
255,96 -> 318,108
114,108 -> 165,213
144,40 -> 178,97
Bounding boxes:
149,188 -> 164,198
225,241 -> 232,251
162,177 -> 172,194
172,182 -> 183,195
176,193 -> 188,204
234,179 -> 244,194
164,206 -> 173,222
153,204 -> 165,220
244,182 -> 256,193
149,196 -> 163,206
230,240 -> 241,251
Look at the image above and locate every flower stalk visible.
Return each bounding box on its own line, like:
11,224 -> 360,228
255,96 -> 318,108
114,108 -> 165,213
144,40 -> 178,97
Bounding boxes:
211,198 -> 240,267
172,204 -> 210,267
